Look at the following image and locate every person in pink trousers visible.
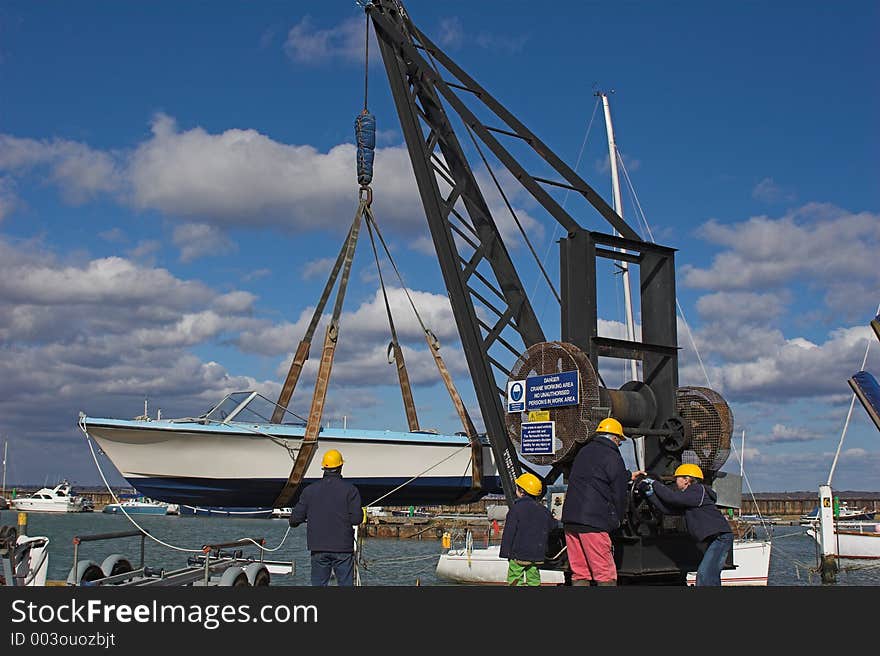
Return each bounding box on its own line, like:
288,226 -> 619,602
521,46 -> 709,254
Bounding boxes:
560,418 -> 638,586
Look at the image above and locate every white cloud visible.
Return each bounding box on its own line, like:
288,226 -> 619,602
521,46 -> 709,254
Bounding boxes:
212,291 -> 256,314
341,286 -> 458,343
749,423 -> 825,444
408,234 -> 436,256
437,17 -> 464,48
99,227 -> 126,243
236,285 -> 459,357
126,113 -> 424,233
752,177 -> 796,204
0,134 -> 123,203
283,16 -> 378,64
301,257 -> 335,281
702,324 -> 876,402
695,291 -> 787,325
681,205 -> 880,314
0,241 -> 211,308
172,222 -> 236,263
434,16 -> 527,53
0,176 -> 17,220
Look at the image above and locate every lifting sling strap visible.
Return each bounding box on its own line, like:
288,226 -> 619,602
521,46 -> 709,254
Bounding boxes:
272,195 -> 365,507
271,218 -> 359,424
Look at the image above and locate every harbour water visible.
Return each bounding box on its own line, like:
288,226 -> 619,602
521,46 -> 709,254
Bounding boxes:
2,510 -> 878,586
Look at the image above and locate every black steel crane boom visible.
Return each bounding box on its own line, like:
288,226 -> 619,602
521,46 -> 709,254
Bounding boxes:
367,0 -> 735,583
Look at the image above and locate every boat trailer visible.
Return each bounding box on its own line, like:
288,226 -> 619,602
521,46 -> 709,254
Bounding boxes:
66,530 -> 292,587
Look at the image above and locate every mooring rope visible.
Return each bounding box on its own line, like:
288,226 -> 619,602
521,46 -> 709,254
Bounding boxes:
78,415 -> 291,554
363,443 -> 472,508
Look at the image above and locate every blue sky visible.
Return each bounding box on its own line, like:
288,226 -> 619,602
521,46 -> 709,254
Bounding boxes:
0,1 -> 877,493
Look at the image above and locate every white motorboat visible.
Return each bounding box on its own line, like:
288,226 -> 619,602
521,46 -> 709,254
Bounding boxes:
436,533 -> 772,586
10,480 -> 85,513
805,521 -> 880,559
80,391 -> 501,508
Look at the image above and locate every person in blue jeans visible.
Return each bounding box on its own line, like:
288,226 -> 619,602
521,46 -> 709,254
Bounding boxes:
635,463 -> 734,586
289,449 -> 364,586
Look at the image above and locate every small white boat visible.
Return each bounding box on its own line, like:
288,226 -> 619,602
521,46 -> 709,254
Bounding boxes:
10,480 -> 85,513
0,527 -> 49,587
81,391 -> 501,508
806,521 -> 880,559
436,543 -> 565,585
436,535 -> 771,586
799,501 -> 875,524
271,508 -> 292,519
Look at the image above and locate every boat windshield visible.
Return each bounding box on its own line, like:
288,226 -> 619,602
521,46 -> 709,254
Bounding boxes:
204,392 -> 252,421
204,391 -> 305,425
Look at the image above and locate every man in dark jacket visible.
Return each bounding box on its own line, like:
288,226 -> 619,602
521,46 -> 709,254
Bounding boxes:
499,472 -> 559,586
289,449 -> 363,586
636,462 -> 733,586
561,417 -> 637,586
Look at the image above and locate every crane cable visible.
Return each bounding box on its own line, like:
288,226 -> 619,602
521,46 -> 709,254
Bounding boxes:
78,415 -> 292,554
362,212 -> 484,498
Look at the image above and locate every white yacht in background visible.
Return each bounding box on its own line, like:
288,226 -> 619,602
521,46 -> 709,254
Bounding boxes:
11,480 -> 85,513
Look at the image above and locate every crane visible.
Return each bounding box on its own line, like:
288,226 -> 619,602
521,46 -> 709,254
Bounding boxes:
365,0 -> 737,583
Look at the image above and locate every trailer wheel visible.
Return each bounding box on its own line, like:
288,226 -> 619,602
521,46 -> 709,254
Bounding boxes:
218,566 -> 250,587
245,562 -> 270,586
67,560 -> 105,586
100,553 -> 133,578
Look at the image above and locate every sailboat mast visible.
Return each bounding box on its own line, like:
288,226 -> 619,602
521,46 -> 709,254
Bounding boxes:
739,429 -> 745,517
1,439 -> 6,495
599,91 -> 643,471
599,92 -> 639,383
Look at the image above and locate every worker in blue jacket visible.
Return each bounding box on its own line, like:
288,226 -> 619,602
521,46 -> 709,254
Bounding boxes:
289,449 -> 364,586
561,417 -> 639,585
499,472 -> 559,586
635,463 -> 733,586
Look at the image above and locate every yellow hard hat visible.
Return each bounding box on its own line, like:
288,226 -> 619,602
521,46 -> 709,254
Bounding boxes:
596,417 -> 626,439
673,463 -> 704,480
321,449 -> 344,469
515,473 -> 543,497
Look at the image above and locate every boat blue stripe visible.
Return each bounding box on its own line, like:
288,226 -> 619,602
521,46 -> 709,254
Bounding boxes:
85,417 -> 481,446
128,475 -> 503,508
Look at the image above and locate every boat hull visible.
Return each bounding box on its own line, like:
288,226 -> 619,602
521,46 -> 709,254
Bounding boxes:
685,538 -> 772,586
179,505 -> 274,519
436,538 -> 772,586
806,522 -> 880,559
436,545 -> 565,585
102,504 -> 169,515
11,500 -> 82,513
83,417 -> 502,508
